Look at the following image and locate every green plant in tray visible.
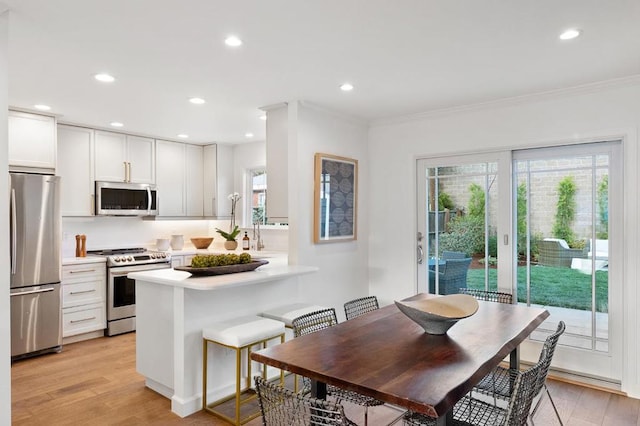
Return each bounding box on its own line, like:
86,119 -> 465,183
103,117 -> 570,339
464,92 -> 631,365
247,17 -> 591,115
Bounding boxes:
190,253 -> 252,268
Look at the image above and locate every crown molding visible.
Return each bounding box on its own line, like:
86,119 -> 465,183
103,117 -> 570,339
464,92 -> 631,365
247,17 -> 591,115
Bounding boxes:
372,74 -> 640,127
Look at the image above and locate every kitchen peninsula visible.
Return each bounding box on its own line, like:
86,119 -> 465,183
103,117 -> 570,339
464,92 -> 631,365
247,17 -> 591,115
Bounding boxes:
128,258 -> 318,417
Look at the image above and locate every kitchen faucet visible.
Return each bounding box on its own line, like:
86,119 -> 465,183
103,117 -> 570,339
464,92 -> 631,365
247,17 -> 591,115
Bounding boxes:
253,221 -> 265,251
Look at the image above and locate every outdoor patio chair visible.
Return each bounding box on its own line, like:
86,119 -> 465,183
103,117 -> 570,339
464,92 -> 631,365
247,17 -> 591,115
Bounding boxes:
442,250 -> 467,260
402,347 -> 548,426
291,308 -> 384,426
344,296 -> 379,320
428,257 -> 472,295
458,288 -> 513,304
473,321 -> 566,425
254,376 -> 356,426
538,238 -> 586,268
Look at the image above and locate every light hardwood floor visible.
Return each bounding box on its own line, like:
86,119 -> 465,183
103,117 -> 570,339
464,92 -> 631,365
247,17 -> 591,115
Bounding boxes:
11,332 -> 640,425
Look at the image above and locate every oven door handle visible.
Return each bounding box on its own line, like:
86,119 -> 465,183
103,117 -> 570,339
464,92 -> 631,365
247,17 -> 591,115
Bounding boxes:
110,271 -> 132,277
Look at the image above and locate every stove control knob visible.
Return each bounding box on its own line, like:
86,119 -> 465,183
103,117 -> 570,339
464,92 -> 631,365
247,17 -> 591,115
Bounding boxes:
149,253 -> 155,259
127,256 -> 134,261
162,253 -> 167,258
113,257 -> 120,262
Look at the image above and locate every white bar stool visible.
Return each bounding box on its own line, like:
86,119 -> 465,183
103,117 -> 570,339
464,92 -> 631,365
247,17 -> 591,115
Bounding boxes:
261,303 -> 327,329
202,315 -> 285,425
260,303 -> 326,392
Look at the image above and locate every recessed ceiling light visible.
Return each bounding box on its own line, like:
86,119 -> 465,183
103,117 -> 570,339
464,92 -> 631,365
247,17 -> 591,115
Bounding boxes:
259,114 -> 267,121
110,122 -> 124,128
177,134 -> 189,139
245,132 -> 254,138
559,29 -> 581,40
340,83 -> 354,92
95,73 -> 115,83
34,104 -> 51,111
189,97 -> 206,105
224,35 -> 243,47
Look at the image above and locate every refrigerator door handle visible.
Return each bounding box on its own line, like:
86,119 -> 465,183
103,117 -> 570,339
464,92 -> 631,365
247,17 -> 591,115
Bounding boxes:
10,188 -> 16,275
10,287 -> 55,297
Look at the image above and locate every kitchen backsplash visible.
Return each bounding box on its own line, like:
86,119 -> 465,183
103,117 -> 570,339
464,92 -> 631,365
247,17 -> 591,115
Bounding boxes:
62,217 -> 289,257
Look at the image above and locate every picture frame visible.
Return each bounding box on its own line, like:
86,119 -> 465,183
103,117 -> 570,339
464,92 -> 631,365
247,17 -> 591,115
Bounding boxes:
313,153 -> 358,243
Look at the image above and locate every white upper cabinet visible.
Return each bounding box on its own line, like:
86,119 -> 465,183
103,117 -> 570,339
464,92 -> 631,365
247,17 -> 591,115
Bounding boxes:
127,135 -> 156,183
156,140 -> 186,216
94,130 -> 155,183
203,144 -> 233,218
186,144 -> 204,216
8,110 -> 56,171
57,125 -> 94,216
156,140 -> 204,217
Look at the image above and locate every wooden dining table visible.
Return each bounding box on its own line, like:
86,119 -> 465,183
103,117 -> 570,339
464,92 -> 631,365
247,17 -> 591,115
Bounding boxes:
251,293 -> 549,425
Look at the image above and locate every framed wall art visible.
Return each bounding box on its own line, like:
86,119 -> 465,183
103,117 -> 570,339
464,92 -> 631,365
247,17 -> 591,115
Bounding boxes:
313,153 -> 358,243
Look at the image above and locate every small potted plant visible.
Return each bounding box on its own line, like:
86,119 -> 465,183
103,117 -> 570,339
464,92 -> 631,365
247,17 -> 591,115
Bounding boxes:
216,225 -> 241,250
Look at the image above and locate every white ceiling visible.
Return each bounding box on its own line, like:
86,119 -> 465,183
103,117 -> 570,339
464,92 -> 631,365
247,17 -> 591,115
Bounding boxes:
5,1 -> 640,144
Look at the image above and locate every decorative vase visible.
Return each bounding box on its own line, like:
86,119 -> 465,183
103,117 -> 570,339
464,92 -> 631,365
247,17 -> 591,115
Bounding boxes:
170,234 -> 184,250
224,240 -> 238,250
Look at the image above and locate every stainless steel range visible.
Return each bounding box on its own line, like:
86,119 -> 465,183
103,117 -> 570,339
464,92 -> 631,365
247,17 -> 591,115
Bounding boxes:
88,248 -> 171,336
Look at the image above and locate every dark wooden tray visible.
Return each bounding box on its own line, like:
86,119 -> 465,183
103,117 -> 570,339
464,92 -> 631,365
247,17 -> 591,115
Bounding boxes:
174,259 -> 269,276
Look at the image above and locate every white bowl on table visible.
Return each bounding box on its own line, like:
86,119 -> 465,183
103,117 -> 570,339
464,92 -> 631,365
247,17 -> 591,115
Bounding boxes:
395,294 -> 479,335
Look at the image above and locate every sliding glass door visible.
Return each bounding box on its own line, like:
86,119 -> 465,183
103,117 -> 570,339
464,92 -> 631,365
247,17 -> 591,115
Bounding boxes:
513,142 -> 622,379
416,152 -> 511,295
416,141 -> 622,380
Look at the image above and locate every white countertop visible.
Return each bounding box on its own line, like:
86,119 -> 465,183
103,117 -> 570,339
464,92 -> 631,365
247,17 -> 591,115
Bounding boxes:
62,256 -> 107,266
129,264 -> 317,290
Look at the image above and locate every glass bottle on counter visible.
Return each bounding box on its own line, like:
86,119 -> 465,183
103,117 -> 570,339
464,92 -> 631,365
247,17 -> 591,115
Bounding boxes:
242,232 -> 250,250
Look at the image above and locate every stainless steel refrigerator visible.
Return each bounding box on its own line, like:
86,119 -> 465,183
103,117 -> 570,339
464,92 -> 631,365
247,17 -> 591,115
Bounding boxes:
10,172 -> 62,359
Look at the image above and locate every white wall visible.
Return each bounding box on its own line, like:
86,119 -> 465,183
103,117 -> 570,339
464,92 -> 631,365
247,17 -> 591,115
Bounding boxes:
0,7 -> 11,424
288,102 -> 370,320
368,77 -> 640,395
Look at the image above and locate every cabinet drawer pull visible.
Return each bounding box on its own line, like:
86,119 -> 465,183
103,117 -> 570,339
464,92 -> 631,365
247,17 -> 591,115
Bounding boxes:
69,289 -> 96,295
69,269 -> 97,274
70,316 -> 96,324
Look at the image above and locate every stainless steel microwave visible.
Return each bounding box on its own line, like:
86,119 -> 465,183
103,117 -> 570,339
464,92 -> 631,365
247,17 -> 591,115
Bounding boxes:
95,181 -> 158,216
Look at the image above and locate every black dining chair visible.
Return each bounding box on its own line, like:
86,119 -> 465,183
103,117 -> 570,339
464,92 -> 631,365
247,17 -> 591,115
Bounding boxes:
344,296 -> 379,320
473,321 -> 566,425
254,376 -> 356,425
291,308 -> 384,426
458,288 -> 513,304
402,346 -> 548,426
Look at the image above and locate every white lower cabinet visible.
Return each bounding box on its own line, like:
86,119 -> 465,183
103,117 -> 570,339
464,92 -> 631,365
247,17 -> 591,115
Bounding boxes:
62,262 -> 106,338
63,303 -> 106,338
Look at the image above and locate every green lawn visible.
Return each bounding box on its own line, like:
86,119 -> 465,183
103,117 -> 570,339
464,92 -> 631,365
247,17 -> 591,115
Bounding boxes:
466,266 -> 609,313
